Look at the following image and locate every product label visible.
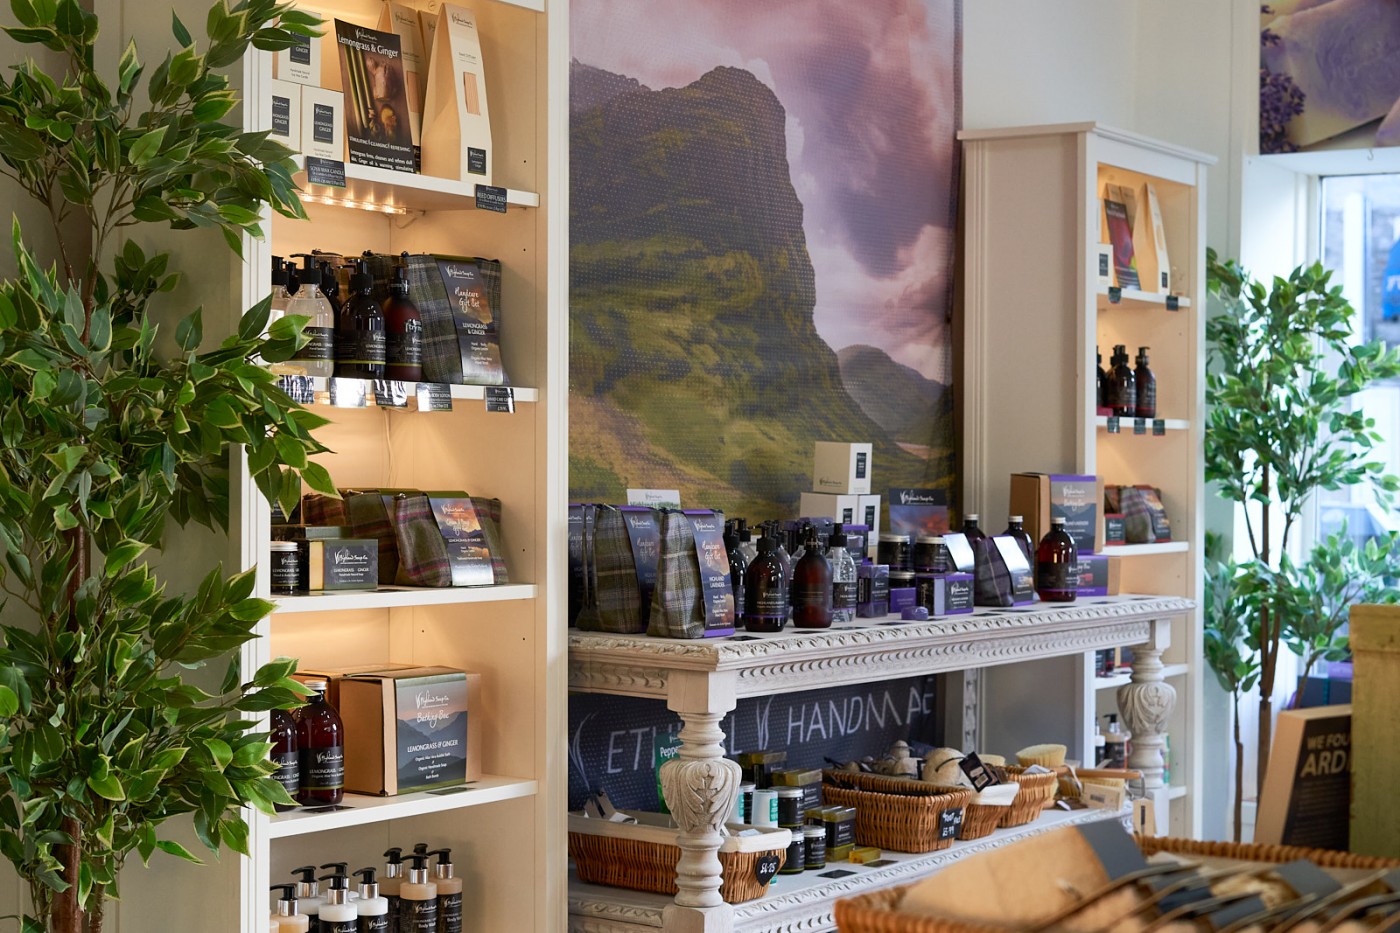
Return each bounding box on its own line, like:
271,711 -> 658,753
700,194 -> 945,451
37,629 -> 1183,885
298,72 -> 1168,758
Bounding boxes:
322,920 -> 355,933
387,325 -> 424,368
686,511 -> 736,634
270,549 -> 302,592
620,507 -> 661,626
429,497 -> 495,587
336,328 -> 387,367
313,102 -> 335,144
290,34 -> 312,65
1050,475 -> 1099,554
299,745 -> 345,791
306,157 -> 346,188
401,897 -> 437,933
436,260 -> 505,385
1036,561 -> 1075,596
394,672 -> 468,792
439,893 -> 463,933
291,326 -> 336,362
947,576 -> 974,611
748,581 -> 787,619
791,580 -> 831,612
474,184 -> 507,213
359,914 -> 391,933
273,750 -> 300,798
831,818 -> 855,849
322,540 -> 378,589
272,94 -> 292,136
833,580 -> 857,612
864,505 -> 877,526
939,807 -> 964,840
467,147 -> 487,175
855,452 -> 867,479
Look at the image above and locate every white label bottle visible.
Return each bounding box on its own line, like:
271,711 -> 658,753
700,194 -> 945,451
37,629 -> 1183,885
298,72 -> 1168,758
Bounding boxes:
398,855 -> 438,933
290,866 -> 323,933
317,870 -> 357,933
353,868 -> 391,933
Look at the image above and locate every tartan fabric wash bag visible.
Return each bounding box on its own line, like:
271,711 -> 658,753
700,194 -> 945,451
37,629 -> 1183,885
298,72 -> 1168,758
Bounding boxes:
345,490 -> 400,584
647,509 -> 735,639
578,505 -> 659,635
390,493 -> 455,587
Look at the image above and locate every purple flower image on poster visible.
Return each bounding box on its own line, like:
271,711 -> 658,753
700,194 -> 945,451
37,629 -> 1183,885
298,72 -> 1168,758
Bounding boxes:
569,0 -> 962,517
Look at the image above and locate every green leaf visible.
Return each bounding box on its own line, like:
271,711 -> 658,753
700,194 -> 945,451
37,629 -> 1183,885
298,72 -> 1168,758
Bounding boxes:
86,773 -> 125,802
104,539 -> 149,576
153,839 -> 201,864
175,308 -> 203,352
128,125 -> 167,166
0,686 -> 17,718
170,10 -> 192,46
204,738 -> 233,771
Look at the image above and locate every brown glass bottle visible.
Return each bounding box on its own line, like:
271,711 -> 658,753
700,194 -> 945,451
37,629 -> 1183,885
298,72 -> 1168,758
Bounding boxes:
1134,346 -> 1156,419
791,526 -> 833,629
1035,517 -> 1078,602
1002,515 -> 1035,569
744,535 -> 788,633
295,677 -> 345,805
335,258 -> 386,380
1111,344 -> 1136,417
383,258 -> 424,382
962,514 -> 985,542
270,708 -> 299,812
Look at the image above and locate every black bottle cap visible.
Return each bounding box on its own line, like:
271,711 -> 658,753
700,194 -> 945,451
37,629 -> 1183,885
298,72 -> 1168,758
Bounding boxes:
1137,346 -> 1150,361
354,867 -> 378,885
384,847 -> 403,864
319,260 -> 339,290
412,842 -> 429,856
296,255 -> 321,286
321,861 -> 349,874
271,255 -> 286,287
829,523 -> 847,547
291,865 -> 317,883
757,535 -> 775,554
351,258 -> 374,293
270,883 -> 298,910
428,847 -> 453,866
407,853 -> 430,871
319,871 -> 350,890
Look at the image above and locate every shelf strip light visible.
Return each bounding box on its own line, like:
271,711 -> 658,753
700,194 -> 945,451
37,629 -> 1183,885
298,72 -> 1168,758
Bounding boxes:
309,194 -> 407,215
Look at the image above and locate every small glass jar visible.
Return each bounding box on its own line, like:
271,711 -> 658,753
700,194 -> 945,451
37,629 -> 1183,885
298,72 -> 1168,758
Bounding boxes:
737,782 -> 756,824
750,789 -> 777,827
780,833 -> 805,875
776,787 -> 804,828
876,533 -> 911,571
803,825 -> 827,870
270,541 -> 301,595
913,535 -> 948,573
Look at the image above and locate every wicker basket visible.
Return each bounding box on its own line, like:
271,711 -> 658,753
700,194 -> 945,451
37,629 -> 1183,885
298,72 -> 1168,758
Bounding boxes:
1138,836 -> 1400,869
957,798 -> 1009,841
998,767 -> 1057,828
835,885 -> 1011,933
822,770 -> 974,853
568,810 -> 790,904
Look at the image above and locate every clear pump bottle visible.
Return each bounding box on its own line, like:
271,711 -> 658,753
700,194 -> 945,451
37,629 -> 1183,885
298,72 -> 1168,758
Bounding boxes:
737,519 -> 757,566
316,867 -> 357,933
352,868 -> 390,933
398,854 -> 438,933
285,256 -> 335,378
271,884 -> 310,933
427,848 -> 463,933
827,524 -> 858,623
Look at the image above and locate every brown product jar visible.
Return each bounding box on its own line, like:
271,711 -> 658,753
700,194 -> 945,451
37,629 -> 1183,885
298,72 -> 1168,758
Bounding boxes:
295,677 -> 345,805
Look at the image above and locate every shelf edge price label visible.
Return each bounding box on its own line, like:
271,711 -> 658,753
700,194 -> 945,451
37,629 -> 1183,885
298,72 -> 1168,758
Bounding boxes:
416,382 -> 453,412
474,184 -> 508,213
485,386 -> 515,413
1106,416 -> 1120,434
1107,286 -> 1122,304
373,379 -> 411,408
305,157 -> 346,189
329,377 -> 368,408
276,375 -> 316,405
1133,417 -> 1147,435
1153,418 -> 1166,436
1165,295 -> 1180,312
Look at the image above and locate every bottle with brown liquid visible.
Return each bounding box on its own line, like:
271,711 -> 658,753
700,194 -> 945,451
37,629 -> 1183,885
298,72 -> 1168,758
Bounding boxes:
1035,517 -> 1078,602
744,534 -> 788,633
335,258 -> 387,379
1134,346 -> 1156,419
295,677 -> 345,805
270,708 -> 299,812
1111,344 -> 1137,417
791,525 -> 833,629
383,255 -> 424,381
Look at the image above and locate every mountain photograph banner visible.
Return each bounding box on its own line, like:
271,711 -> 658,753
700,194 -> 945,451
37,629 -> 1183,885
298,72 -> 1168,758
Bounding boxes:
569,0 -> 962,518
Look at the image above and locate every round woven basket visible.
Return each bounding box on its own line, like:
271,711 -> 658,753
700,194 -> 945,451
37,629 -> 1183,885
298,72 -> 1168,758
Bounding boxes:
957,800 -> 1007,841
997,767 -> 1057,828
834,885 -> 1013,933
567,830 -> 784,904
822,770 -> 975,854
1138,836 -> 1400,869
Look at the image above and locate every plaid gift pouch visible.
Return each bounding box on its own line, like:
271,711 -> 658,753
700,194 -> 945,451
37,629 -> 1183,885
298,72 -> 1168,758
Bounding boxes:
579,505 -> 658,635
1121,485 -> 1170,543
973,536 -> 1017,607
344,490 -> 399,584
302,493 -> 348,527
471,496 -> 510,584
390,493 -> 453,587
574,505 -> 601,629
648,509 -> 705,639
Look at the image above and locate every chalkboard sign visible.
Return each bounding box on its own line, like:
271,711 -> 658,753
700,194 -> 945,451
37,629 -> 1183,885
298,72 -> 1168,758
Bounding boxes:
568,675 -> 940,810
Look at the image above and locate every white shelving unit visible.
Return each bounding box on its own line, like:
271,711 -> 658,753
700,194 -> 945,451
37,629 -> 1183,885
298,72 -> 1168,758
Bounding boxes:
103,0 -> 568,929
961,123 -> 1213,838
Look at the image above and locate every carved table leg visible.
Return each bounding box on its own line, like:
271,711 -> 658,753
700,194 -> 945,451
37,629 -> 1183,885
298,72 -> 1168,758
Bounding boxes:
660,670 -> 742,933
1116,619 -> 1175,835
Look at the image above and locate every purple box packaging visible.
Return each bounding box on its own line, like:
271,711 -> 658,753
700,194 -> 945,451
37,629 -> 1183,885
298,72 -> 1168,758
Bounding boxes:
843,524 -> 871,563
889,587 -> 917,613
1074,554 -> 1111,597
857,563 -> 890,618
934,573 -> 975,616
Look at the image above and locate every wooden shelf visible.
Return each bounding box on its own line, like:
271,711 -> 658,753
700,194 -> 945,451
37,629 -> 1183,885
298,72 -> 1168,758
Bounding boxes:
268,775 -> 537,838
1095,416 -> 1190,431
273,583 -> 537,614
1093,663 -> 1189,691
1099,542 -> 1190,557
1168,785 -> 1188,800
567,805 -> 1131,933
1095,286 -> 1191,309
291,157 -> 541,213
276,376 -> 538,409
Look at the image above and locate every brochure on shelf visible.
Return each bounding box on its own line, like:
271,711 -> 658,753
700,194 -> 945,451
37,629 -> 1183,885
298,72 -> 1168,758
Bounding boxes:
420,4 -> 493,185
335,19 -> 416,173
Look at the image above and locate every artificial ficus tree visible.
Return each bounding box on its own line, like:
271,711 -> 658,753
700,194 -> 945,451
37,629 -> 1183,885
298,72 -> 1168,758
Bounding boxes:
1202,532 -> 1260,843
0,1 -> 334,930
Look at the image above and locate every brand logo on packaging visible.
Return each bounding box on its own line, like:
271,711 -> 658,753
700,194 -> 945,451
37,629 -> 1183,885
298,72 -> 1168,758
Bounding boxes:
332,549 -> 369,565
856,452 -> 867,479
450,10 -> 476,28
864,506 -> 877,525
313,103 -> 335,144
272,96 -> 291,136
841,509 -> 853,523
289,34 -> 311,65
897,490 -> 943,506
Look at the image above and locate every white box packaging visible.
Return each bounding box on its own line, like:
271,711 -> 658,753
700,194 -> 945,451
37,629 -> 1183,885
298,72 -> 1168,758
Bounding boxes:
799,492 -> 862,526
857,494 -> 881,537
301,85 -> 344,161
813,442 -> 873,495
269,79 -> 302,153
274,20 -> 322,86
420,3 -> 493,184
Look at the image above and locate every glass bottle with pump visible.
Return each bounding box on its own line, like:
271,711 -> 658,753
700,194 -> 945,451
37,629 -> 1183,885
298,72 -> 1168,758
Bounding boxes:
379,849 -> 404,930
398,854 -> 438,933
316,868 -> 356,933
318,258 -> 342,316
286,256 -> 335,378
792,525 -> 833,629
1002,515 -> 1035,569
1096,346 -> 1107,410
737,518 -> 757,565
260,257 -> 297,374
289,867 -> 323,933
827,524 -> 858,623
723,521 -> 747,622
1035,517 -> 1078,602
1111,344 -> 1137,417
271,884 -> 310,933
295,677 -> 344,805
744,534 -> 788,633
427,849 -> 463,933
335,258 -> 387,379
352,868 -> 390,933
270,708 -> 299,812
1134,346 -> 1156,419
383,254 -> 424,381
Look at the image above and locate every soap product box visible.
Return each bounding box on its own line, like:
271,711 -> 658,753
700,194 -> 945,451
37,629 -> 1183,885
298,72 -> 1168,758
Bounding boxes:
300,85 -> 344,161
856,563 -> 889,618
304,538 -> 378,591
1104,513 -> 1126,547
269,79 -> 302,153
295,662 -> 419,708
799,492 -> 862,527
1009,472 -> 1103,555
813,442 -> 873,495
274,20 -> 322,86
889,586 -> 917,613
1073,554 -> 1120,597
340,666 -> 481,796
857,494 -> 881,539
931,573 -> 974,616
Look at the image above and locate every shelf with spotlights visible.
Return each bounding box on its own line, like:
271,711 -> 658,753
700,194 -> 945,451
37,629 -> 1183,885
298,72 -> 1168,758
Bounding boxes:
290,157 -> 541,214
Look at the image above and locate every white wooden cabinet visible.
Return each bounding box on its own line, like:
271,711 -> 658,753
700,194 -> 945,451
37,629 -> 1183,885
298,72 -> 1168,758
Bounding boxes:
960,123 -> 1213,838
99,0 -> 569,929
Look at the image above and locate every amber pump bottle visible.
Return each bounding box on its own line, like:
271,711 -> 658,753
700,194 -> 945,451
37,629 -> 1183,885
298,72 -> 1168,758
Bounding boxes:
295,677 -> 344,805
1111,344 -> 1137,417
1002,515 -> 1035,569
398,854 -> 438,933
427,848 -> 463,933
791,525 -> 833,629
1035,516 -> 1078,602
744,534 -> 788,633
335,258 -> 387,379
270,708 -> 299,811
1134,346 -> 1156,419
384,255 -> 424,381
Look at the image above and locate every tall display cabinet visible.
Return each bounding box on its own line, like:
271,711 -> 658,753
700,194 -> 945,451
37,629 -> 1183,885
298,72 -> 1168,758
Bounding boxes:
960,123 -> 1212,837
97,0 -> 568,929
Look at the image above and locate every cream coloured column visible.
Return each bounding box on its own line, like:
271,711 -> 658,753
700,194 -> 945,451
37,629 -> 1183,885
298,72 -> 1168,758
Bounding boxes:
1117,618 -> 1175,833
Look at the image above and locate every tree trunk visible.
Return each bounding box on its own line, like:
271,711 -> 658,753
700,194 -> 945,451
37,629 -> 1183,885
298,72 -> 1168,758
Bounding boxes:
1256,463 -> 1274,800
51,817 -> 83,933
85,886 -> 105,933
1257,692 -> 1273,805
1233,689 -> 1244,843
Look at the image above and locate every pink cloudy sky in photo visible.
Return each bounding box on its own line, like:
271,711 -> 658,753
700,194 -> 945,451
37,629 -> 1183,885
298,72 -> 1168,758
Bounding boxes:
572,0 -> 960,383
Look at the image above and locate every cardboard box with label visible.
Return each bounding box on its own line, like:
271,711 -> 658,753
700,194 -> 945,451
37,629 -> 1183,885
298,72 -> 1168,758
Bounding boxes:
274,22 -> 322,86
340,666 -> 482,796
857,494 -> 881,538
420,4 -> 493,184
1009,472 -> 1103,555
269,79 -> 302,152
799,492 -> 862,526
301,85 -> 344,161
813,442 -> 873,495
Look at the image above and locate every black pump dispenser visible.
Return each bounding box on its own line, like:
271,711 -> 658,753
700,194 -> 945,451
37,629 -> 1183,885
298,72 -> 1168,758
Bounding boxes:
271,883 -> 300,918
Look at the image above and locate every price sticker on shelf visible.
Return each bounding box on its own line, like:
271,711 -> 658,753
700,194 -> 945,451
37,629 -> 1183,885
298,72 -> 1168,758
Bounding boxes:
276,375 -> 316,405
474,184 -> 508,213
1153,418 -> 1166,436
485,386 -> 515,413
754,854 -> 781,886
305,157 -> 346,189
329,377 -> 368,408
373,380 -> 411,408
1165,295 -> 1180,311
938,807 -> 964,841
416,382 -> 454,412
1106,416 -> 1120,434
1133,417 -> 1147,435
1107,286 -> 1122,304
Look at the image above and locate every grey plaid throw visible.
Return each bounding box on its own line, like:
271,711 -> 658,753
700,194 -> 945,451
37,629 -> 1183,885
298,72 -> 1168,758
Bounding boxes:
579,505 -> 646,634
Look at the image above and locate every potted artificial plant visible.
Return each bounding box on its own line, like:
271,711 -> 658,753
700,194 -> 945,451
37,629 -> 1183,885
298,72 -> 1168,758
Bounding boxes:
0,1 -> 334,930
1205,250 -> 1400,809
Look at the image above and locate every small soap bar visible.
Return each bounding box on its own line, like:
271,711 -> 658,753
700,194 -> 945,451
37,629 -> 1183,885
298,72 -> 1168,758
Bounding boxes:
849,846 -> 883,864
901,606 -> 930,621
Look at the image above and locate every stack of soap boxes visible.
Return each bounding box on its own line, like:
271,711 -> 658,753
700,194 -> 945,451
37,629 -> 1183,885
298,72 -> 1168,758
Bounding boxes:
799,443 -> 881,542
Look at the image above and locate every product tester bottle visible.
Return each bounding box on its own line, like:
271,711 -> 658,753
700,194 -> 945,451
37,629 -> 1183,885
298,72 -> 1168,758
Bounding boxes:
1035,517 -> 1078,602
295,677 -> 345,805
335,258 -> 387,379
317,867 -> 357,933
827,524 -> 858,623
383,255 -> 425,381
379,848 -> 404,930
398,854 -> 438,933
271,884 -> 310,933
286,256 -> 336,378
744,534 -> 788,633
791,525 -> 833,629
352,868 -> 390,933
427,848 -> 463,933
